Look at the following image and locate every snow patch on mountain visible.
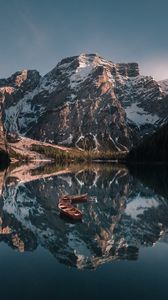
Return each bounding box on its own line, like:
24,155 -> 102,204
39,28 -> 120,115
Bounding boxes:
70,65 -> 92,89
125,102 -> 159,126
59,134 -> 73,145
159,79 -> 168,95
4,90 -> 43,134
69,54 -> 114,90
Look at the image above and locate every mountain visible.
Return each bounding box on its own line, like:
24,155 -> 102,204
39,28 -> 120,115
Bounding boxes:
0,53 -> 168,159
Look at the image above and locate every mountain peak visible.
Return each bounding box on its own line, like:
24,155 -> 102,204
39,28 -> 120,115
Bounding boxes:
0,69 -> 41,90
56,53 -> 140,80
0,53 -> 166,154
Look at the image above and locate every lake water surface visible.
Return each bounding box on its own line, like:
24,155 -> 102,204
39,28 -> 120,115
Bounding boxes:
0,162 -> 168,300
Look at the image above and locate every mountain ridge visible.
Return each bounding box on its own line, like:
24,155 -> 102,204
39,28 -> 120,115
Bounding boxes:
0,53 -> 168,161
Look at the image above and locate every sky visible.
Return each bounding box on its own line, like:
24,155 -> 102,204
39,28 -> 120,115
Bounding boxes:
0,0 -> 168,80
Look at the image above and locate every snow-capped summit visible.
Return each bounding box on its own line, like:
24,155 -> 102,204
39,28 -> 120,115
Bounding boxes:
0,53 -> 168,152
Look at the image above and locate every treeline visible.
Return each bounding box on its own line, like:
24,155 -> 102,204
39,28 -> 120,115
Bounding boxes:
127,123 -> 168,162
31,144 -> 128,162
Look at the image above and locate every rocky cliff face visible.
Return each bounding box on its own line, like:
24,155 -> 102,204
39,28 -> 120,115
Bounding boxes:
0,54 -> 167,152
0,70 -> 41,136
158,79 -> 168,95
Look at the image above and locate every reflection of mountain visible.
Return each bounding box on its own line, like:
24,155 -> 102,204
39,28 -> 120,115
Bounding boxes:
0,163 -> 168,269
129,164 -> 168,200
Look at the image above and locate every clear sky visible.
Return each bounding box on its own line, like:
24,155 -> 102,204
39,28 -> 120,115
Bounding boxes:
0,0 -> 168,80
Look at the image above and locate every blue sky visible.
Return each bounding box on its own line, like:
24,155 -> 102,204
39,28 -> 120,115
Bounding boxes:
0,0 -> 168,80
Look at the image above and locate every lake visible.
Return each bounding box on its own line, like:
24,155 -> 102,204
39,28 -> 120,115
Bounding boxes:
0,162 -> 168,300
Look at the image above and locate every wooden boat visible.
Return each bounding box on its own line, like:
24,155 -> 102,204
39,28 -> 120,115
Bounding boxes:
58,202 -> 82,220
61,193 -> 88,203
58,193 -> 88,220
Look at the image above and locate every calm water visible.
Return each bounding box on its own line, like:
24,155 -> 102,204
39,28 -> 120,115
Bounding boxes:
0,163 -> 168,300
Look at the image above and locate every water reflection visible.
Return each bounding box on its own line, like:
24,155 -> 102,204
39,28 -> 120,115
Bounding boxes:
0,162 -> 168,269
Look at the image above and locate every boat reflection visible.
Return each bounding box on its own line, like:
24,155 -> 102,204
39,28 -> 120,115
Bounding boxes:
0,162 -> 168,269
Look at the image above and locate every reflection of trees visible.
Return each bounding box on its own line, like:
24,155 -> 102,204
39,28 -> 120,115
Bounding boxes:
0,163 -> 167,269
129,164 -> 168,200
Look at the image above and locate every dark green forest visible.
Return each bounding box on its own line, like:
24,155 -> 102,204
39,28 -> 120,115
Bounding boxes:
127,123 -> 168,162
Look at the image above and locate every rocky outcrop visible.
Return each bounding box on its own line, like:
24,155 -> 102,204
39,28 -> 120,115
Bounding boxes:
0,89 -> 10,166
0,53 -> 167,153
115,62 -> 139,77
159,79 -> 168,95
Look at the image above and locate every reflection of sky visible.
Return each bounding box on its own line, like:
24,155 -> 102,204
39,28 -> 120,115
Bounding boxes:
0,0 -> 168,80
